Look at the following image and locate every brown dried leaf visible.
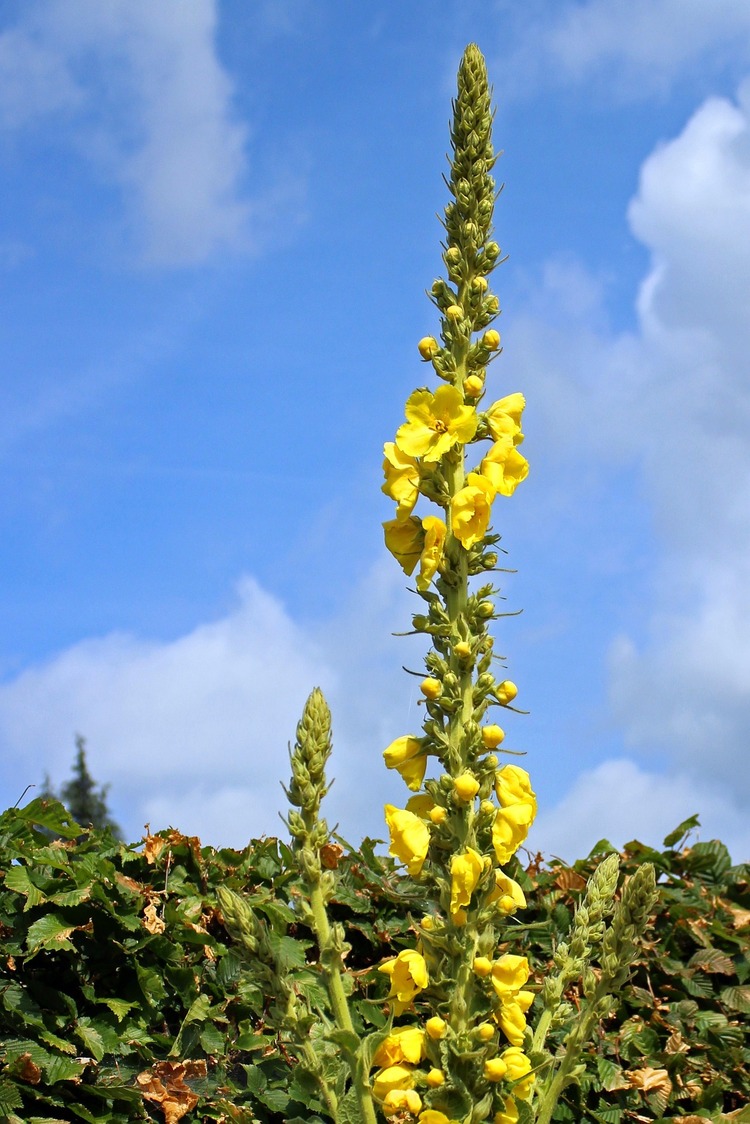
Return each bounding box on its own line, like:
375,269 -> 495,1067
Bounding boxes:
142,901 -> 166,935
321,842 -> 344,870
15,1052 -> 42,1085
143,831 -> 168,865
136,1060 -> 207,1124
553,868 -> 587,892
727,906 -> 750,929
629,1066 -> 672,1095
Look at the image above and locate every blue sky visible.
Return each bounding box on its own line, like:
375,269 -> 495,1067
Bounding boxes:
2,0 -> 750,861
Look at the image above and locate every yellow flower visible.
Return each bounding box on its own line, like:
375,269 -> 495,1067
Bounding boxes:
372,1064 -> 414,1102
453,772 -> 480,801
383,736 -> 426,791
382,442 -> 421,519
373,1026 -> 426,1067
425,1016 -> 447,1040
494,1096 -> 519,1124
450,472 -> 495,549
485,394 -> 525,444
501,1047 -> 534,1099
495,991 -> 534,1048
420,677 -> 442,699
396,386 -> 478,462
481,724 -> 505,749
385,805 -> 430,877
420,1112 -> 460,1124
406,793 -> 435,819
383,516 -> 423,575
380,950 -> 429,1015
417,516 -> 447,591
418,336 -> 440,359
490,955 -> 530,999
492,803 -> 535,864
383,1089 -> 422,1117
484,1057 -> 508,1082
487,870 -> 527,914
450,847 -> 483,922
495,765 -> 537,818
481,440 -> 529,497
425,1068 -> 445,1088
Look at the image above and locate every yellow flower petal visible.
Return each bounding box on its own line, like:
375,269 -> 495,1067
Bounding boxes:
481,440 -> 529,497
382,442 -> 421,518
379,949 -> 429,1016
501,1047 -> 535,1100
373,1025 -> 426,1067
490,955 -> 530,998
450,472 -> 495,549
396,386 -> 478,462
495,764 -> 537,817
383,516 -> 424,575
449,847 -> 483,922
492,803 -> 535,864
417,515 -> 447,591
385,805 -> 431,877
485,394 -> 525,444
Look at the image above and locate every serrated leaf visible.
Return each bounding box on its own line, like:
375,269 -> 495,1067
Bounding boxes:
3,864 -> 48,908
720,985 -> 750,1013
26,912 -> 78,954
689,948 -> 735,974
337,1087 -> 366,1124
74,1022 -> 105,1062
45,1054 -> 88,1083
663,815 -> 701,848
97,997 -> 137,1021
0,1080 -> 23,1114
15,796 -> 82,839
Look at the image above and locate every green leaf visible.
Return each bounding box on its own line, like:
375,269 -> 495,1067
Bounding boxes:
0,1080 -> 23,1115
26,912 -> 78,954
45,1054 -> 89,1083
720,985 -> 750,1013
15,796 -> 82,839
337,1087 -> 366,1124
74,1021 -> 105,1062
688,948 -> 735,974
97,997 -> 138,1021
3,864 -> 48,908
663,814 -> 701,847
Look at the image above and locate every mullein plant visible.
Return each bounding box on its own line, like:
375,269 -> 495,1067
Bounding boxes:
219,43 -> 657,1124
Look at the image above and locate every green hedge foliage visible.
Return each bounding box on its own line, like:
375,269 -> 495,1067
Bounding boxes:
0,798 -> 747,1123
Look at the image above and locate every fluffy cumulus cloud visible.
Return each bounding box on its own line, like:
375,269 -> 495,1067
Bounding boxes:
0,566 -> 422,848
506,80 -> 750,860
497,0 -> 750,99
0,0 -> 254,265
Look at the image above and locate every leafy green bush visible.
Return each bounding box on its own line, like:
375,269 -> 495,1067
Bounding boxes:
0,798 -> 747,1123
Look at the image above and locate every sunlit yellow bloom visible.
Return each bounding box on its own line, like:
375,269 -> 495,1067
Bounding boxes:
420,677 -> 442,699
373,1026 -> 426,1067
485,394 -> 525,444
417,515 -> 447,591
496,998 -> 527,1047
487,870 -> 527,914
418,336 -> 440,359
483,329 -> 501,350
425,1016 -> 447,1040
382,442 -> 421,519
453,772 -> 480,801
425,1068 -> 445,1088
396,386 -> 478,462
451,471 -> 495,549
372,1064 -> 414,1102
481,440 -> 529,497
491,955 -> 530,999
420,1112 -> 460,1124
383,1088 -> 422,1117
383,736 -> 427,791
406,793 -> 435,819
492,803 -> 535,864
383,516 -> 423,575
494,1096 -> 519,1124
385,805 -> 430,877
379,949 -> 429,1015
484,1057 -> 508,1082
496,680 -> 518,705
501,1047 -> 534,1099
495,765 -> 537,819
481,724 -> 505,749
450,847 -> 483,922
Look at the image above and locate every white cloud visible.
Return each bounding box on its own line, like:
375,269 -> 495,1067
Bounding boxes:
0,566 -> 424,848
0,0 -> 264,265
530,758 -> 750,864
496,0 -> 750,99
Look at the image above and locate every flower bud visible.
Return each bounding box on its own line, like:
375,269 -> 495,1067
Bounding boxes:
485,241 -> 501,260
420,677 -> 442,700
483,329 -> 501,351
445,304 -> 463,320
480,798 -> 496,815
453,773 -> 480,801
454,641 -> 472,661
482,725 -> 505,749
471,276 -> 489,293
496,681 -> 518,705
425,1068 -> 445,1088
445,247 -> 461,265
418,336 -> 440,360
421,915 -> 435,930
429,805 -> 448,825
484,1057 -> 508,1082
425,1016 -> 447,1040
476,601 -> 495,619
473,956 -> 493,977
476,1022 -> 495,1041
463,374 -> 484,398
